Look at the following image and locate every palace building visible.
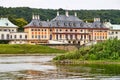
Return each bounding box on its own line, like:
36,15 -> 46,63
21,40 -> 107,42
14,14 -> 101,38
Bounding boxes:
0,11 -> 110,45
0,18 -> 27,44
24,11 -> 109,45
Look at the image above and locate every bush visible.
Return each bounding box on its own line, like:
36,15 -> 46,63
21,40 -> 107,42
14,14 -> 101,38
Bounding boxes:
54,39 -> 120,61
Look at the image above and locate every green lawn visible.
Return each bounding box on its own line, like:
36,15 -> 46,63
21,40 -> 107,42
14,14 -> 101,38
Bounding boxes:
0,44 -> 66,54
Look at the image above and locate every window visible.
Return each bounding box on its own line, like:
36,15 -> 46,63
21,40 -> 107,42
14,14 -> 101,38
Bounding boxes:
116,32 -> 118,34
45,29 -> 46,31
75,30 -> 77,32
50,35 -> 52,40
70,35 -> 73,40
64,22 -> 67,26
81,35 -> 83,40
1,34 -> 4,40
35,35 -> 37,38
84,35 -> 86,39
60,29 -> 62,32
32,35 -> 34,38
69,22 -> 72,26
60,34 -> 62,39
50,29 -> 52,31
73,23 -> 76,27
65,34 -> 68,39
75,35 -> 77,39
56,29 -> 58,32
7,34 -> 9,39
20,35 -> 22,39
66,29 -> 68,32
14,35 -> 16,39
25,35 -> 27,39
57,22 -> 60,26
70,29 -> 72,32
56,34 -> 58,40
112,32 -> 114,34
35,29 -> 37,31
38,35 -> 40,38
38,29 -> 40,31
80,30 -> 83,32
4,29 -> 7,31
12,30 -> 14,32
45,36 -> 46,38
11,35 -> 12,39
31,29 -> 34,31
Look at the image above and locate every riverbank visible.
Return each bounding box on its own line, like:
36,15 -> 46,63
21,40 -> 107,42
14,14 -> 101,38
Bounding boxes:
0,53 -> 63,57
53,39 -> 120,64
54,60 -> 120,65
0,44 -> 66,54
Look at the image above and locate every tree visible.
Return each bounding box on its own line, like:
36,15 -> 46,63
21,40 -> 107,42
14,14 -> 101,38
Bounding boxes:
11,18 -> 28,32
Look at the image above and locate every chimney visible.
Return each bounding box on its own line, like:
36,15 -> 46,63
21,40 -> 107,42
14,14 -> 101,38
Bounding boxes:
66,11 -> 69,17
35,15 -> 38,19
57,11 -> 59,16
32,14 -> 35,19
74,12 -> 77,17
37,15 -> 40,20
94,18 -> 100,22
47,19 -> 49,22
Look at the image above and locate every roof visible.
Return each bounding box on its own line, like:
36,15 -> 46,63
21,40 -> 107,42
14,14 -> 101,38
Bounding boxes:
51,15 -> 82,22
50,15 -> 105,28
0,18 -> 18,28
24,19 -> 49,27
111,25 -> 120,30
25,14 -> 106,29
104,22 -> 120,30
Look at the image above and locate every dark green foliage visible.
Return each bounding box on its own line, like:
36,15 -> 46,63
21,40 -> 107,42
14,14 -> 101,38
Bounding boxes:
54,39 -> 120,60
0,7 -> 120,24
0,40 -> 10,44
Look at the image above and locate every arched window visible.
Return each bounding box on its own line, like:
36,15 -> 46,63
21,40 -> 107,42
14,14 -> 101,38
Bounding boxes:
14,35 -> 16,39
1,34 -> 4,40
20,35 -> 22,39
25,35 -> 27,39
64,22 -> 67,26
7,34 -> 9,39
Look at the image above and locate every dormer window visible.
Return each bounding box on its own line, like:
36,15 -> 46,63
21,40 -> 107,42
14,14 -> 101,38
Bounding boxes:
69,22 -> 72,27
64,22 -> 67,26
57,22 -> 60,26
80,22 -> 84,27
33,22 -> 36,26
5,23 -> 8,26
39,22 -> 42,26
73,23 -> 76,27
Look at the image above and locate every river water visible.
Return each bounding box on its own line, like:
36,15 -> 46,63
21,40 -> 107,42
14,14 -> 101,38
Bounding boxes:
0,55 -> 120,80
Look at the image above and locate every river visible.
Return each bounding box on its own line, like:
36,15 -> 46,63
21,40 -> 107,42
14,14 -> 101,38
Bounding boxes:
0,55 -> 120,80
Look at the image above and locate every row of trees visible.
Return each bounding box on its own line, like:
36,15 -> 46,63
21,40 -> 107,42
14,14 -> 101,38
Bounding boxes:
0,7 -> 120,31
54,39 -> 120,60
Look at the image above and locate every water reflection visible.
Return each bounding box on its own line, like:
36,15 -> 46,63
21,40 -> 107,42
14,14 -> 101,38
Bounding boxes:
0,56 -> 120,80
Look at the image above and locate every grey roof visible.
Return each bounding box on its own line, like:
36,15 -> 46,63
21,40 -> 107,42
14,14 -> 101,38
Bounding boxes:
92,21 -> 105,28
25,15 -> 106,29
51,15 -> 82,22
24,19 -> 49,27
50,15 -> 105,28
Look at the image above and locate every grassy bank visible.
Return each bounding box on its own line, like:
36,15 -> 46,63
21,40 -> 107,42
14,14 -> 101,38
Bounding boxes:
53,39 -> 120,64
54,60 -> 120,65
0,44 -> 66,54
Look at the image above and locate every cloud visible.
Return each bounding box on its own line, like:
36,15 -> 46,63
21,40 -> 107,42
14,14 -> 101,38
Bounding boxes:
0,0 -> 120,10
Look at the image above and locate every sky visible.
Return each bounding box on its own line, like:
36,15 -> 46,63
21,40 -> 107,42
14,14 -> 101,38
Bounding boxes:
0,0 -> 120,10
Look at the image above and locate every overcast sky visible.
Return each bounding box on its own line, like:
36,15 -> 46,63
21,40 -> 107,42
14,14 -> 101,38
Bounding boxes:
0,0 -> 120,10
